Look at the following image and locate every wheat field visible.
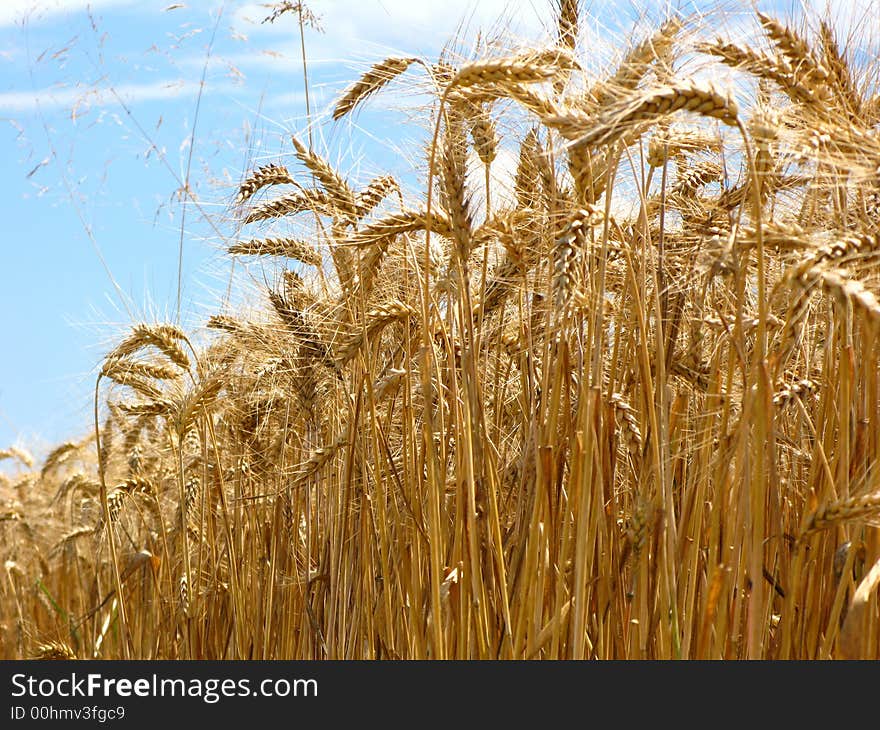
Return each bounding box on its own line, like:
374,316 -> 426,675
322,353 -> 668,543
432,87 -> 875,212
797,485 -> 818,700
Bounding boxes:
3,1 -> 880,659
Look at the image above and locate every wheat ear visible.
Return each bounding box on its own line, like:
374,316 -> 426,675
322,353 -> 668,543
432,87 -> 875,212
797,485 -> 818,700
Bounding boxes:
333,56 -> 419,120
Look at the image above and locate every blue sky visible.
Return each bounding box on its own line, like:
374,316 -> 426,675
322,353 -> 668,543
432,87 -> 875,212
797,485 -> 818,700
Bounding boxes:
0,0 -> 875,460
0,0 -> 549,457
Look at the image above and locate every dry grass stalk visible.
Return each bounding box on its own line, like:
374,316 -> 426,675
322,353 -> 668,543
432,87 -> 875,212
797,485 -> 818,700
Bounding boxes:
840,556 -> 880,658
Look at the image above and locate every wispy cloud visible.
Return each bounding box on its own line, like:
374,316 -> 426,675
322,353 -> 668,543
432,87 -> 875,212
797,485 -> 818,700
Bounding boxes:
231,0 -> 553,60
0,0 -> 139,29
0,78 -> 202,113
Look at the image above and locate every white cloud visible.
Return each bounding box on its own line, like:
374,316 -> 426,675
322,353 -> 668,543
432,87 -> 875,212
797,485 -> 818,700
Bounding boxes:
0,0 -> 138,28
0,78 -> 203,112
231,0 -> 555,60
